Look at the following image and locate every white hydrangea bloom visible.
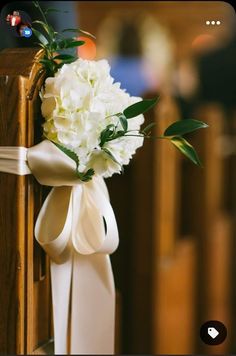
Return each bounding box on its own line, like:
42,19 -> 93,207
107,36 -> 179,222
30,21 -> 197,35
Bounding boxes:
41,58 -> 144,178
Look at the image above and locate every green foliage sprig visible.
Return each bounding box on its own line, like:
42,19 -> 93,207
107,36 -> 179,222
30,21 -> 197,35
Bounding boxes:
32,1 -> 95,76
54,143 -> 95,182
99,99 -> 208,167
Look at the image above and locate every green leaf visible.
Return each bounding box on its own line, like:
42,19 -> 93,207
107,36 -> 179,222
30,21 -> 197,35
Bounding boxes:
164,119 -> 208,137
123,97 -> 158,119
62,28 -> 96,39
39,58 -> 52,64
65,40 -> 85,48
116,130 -> 125,137
77,168 -> 95,182
32,28 -> 49,46
100,125 -> 115,146
53,142 -> 80,170
53,142 -> 95,181
32,20 -> 54,38
119,114 -> 128,132
53,54 -> 76,60
37,42 -> 47,49
39,58 -> 54,68
39,58 -> 55,75
58,39 -> 85,49
171,136 -> 202,166
51,41 -> 58,51
142,122 -> 156,135
102,148 -> 121,165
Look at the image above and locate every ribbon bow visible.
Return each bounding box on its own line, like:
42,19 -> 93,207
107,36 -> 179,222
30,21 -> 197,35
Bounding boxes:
0,140 -> 119,354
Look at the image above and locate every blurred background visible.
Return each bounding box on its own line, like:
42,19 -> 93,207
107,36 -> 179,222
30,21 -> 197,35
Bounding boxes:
1,1 -> 236,354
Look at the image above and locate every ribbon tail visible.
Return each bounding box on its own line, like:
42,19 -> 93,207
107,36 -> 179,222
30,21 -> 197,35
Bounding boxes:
34,185 -> 76,353
51,258 -> 73,354
70,253 -> 115,354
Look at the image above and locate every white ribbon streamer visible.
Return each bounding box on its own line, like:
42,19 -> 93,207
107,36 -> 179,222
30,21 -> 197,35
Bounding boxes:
0,140 -> 119,354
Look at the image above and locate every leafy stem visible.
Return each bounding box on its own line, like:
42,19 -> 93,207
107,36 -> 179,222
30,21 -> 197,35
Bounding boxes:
99,98 -> 208,166
53,142 -> 95,181
33,1 -> 49,27
32,0 -> 95,76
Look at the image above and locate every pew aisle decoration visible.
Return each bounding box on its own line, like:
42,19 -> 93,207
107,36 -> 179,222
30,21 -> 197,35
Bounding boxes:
0,1 -> 208,354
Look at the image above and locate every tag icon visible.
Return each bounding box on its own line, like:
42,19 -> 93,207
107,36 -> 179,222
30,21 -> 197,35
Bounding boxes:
208,327 -> 219,339
200,320 -> 227,345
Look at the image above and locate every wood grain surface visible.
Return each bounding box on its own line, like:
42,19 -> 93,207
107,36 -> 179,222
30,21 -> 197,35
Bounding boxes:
0,48 -> 52,354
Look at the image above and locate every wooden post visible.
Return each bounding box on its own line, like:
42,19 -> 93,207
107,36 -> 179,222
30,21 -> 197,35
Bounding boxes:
188,104 -> 233,354
151,96 -> 197,354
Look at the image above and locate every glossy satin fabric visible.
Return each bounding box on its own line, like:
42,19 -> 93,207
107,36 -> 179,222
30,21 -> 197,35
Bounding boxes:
0,146 -> 31,175
0,140 -> 119,354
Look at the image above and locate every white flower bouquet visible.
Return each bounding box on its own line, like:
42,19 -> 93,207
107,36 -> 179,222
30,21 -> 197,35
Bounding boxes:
41,58 -> 147,178
32,1 -> 208,182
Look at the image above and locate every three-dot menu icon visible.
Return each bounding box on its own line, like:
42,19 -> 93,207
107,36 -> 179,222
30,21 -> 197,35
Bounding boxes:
206,20 -> 221,26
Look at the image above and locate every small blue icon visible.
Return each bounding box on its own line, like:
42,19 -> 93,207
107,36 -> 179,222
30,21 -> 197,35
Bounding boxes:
22,27 -> 32,38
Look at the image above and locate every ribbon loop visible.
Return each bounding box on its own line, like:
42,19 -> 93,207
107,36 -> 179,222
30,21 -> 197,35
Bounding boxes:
72,179 -> 119,255
34,185 -> 74,264
27,140 -> 81,186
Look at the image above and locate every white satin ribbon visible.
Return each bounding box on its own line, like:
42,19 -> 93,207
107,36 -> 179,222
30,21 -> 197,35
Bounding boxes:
0,140 -> 119,354
0,146 -> 31,175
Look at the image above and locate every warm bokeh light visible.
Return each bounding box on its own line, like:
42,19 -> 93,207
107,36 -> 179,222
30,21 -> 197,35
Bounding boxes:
77,36 -> 97,60
191,33 -> 217,52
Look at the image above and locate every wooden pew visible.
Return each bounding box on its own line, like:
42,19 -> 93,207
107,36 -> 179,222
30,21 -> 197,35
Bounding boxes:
149,101 -> 233,354
114,93 -> 197,353
184,104 -> 233,354
0,47 -> 123,355
101,99 -> 234,354
0,48 -> 52,354
108,98 -> 234,354
150,95 -> 197,354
